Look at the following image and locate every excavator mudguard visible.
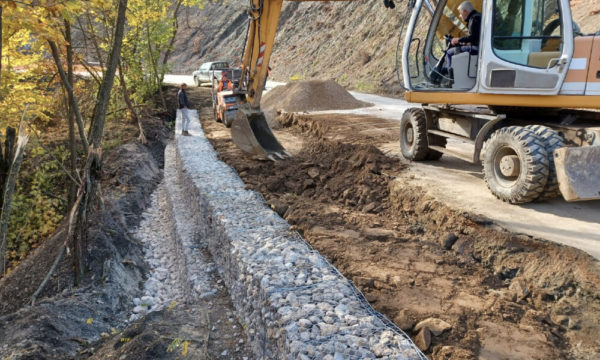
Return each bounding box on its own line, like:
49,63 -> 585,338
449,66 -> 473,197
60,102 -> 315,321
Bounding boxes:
554,146 -> 600,201
231,104 -> 289,160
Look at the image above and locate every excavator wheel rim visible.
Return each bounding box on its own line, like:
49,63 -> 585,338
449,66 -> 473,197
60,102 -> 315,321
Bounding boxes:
483,126 -> 550,204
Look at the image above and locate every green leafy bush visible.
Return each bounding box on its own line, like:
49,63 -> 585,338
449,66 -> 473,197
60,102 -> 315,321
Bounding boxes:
7,144 -> 69,261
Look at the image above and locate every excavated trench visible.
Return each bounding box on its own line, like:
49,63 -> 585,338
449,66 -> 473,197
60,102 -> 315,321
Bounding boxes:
190,86 -> 600,360
3,85 -> 598,359
161,89 -> 427,359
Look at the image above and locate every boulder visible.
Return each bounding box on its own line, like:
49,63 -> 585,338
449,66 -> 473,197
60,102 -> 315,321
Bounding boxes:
414,328 -> 431,351
414,317 -> 452,336
393,309 -> 415,331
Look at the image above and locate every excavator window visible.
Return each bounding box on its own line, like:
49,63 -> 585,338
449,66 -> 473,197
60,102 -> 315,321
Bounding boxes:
407,1 -> 435,87
492,0 -> 563,68
492,0 -> 524,50
407,0 -> 482,90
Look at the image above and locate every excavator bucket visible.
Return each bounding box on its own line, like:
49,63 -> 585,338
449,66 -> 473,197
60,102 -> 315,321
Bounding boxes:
554,146 -> 600,201
231,105 -> 290,160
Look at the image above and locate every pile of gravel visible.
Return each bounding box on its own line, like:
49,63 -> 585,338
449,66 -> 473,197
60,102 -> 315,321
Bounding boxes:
172,109 -> 425,359
262,80 -> 369,112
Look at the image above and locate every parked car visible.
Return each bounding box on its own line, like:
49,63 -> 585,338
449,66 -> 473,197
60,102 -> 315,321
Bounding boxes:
193,61 -> 230,86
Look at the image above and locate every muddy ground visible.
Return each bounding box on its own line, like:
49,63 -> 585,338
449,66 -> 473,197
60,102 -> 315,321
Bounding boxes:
189,87 -> 600,360
0,96 -> 253,359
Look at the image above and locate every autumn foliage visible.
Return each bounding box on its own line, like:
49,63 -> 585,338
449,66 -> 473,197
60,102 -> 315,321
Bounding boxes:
0,0 -> 205,275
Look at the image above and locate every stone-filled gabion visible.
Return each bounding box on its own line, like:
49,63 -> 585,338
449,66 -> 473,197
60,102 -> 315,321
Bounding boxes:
174,110 -> 426,359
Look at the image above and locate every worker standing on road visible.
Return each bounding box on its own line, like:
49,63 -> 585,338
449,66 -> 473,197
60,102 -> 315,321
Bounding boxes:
178,83 -> 192,136
446,1 -> 481,70
218,73 -> 234,92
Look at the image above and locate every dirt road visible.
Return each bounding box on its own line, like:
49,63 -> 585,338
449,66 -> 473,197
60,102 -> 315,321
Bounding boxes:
186,87 -> 600,359
310,91 -> 600,261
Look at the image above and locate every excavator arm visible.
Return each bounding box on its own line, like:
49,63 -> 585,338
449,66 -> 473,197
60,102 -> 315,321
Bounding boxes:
231,0 -> 366,160
239,0 -> 283,109
227,0 -> 464,160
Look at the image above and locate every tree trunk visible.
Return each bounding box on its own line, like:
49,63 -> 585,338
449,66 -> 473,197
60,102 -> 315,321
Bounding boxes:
1,120 -> 29,275
159,0 -> 183,85
72,0 -> 128,284
48,40 -> 89,154
145,23 -> 167,110
118,61 -> 146,144
65,20 -> 78,210
88,0 -> 127,149
0,5 -> 3,90
0,127 -> 15,200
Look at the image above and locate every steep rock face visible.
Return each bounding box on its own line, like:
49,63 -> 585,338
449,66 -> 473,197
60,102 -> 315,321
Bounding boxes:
270,1 -> 404,95
171,0 -> 247,71
572,0 -> 600,34
170,0 -> 599,96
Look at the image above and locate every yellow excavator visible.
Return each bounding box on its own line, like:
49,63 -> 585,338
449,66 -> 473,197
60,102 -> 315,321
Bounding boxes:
229,0 -> 600,204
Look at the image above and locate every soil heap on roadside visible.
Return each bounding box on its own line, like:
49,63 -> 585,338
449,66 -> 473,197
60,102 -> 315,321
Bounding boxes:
261,80 -> 369,112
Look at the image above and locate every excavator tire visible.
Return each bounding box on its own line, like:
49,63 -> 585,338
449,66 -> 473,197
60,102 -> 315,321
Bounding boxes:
525,125 -> 566,201
223,109 -> 232,128
400,108 -> 430,161
483,126 -> 549,204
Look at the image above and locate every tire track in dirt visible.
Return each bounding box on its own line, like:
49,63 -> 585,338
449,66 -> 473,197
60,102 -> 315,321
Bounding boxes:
189,87 -> 600,360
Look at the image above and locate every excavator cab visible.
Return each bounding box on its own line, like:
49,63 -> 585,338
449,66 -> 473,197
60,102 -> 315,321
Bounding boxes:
402,0 -> 573,95
399,0 -> 600,203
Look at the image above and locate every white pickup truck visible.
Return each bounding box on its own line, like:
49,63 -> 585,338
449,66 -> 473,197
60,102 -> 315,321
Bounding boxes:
192,61 -> 230,86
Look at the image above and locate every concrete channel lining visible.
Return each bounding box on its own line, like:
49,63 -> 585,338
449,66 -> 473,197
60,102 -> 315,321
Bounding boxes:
174,109 -> 427,359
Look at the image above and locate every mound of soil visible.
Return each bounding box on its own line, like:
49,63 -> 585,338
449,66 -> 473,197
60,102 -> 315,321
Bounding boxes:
237,138 -> 401,214
261,80 -> 369,112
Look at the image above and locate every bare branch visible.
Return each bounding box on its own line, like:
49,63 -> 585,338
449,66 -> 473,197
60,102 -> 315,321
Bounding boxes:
30,242 -> 66,306
85,13 -> 106,70
77,59 -> 102,87
30,186 -> 84,305
24,121 -> 82,187
1,110 -> 30,275
48,40 -> 90,153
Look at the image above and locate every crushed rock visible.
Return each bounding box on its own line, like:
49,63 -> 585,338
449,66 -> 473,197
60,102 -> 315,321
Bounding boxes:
85,143 -> 253,359
261,80 -> 369,112
413,318 -> 452,336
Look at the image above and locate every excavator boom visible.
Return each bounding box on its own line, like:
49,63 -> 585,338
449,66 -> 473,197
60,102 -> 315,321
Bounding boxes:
230,0 -> 286,160
231,0 -> 360,159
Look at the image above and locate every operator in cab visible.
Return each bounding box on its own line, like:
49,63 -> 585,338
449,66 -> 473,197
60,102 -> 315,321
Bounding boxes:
446,1 -> 481,69
218,72 -> 234,92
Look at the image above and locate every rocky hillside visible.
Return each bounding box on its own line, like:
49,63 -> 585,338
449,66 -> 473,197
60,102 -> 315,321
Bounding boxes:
171,0 -> 407,95
170,0 -> 600,96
